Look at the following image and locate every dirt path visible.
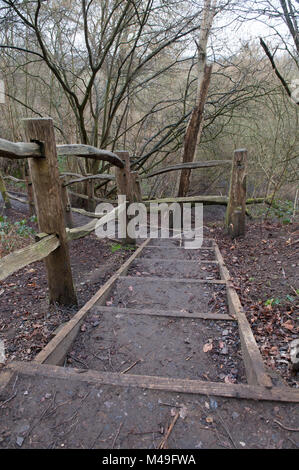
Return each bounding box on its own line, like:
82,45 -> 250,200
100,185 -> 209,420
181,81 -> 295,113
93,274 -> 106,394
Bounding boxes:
1,236 -> 298,449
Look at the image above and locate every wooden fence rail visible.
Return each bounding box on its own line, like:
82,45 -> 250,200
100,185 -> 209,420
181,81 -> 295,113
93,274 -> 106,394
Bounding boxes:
0,138 -> 125,168
0,202 -> 126,282
0,120 -> 131,305
143,160 -> 232,179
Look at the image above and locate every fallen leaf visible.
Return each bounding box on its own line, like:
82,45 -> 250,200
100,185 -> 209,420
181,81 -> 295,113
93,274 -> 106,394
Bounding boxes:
282,320 -> 294,331
203,342 -> 213,353
224,375 -> 236,384
179,404 -> 187,419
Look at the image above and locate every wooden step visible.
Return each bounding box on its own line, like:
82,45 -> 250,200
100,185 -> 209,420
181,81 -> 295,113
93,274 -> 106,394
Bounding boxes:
92,305 -> 235,321
4,361 -> 299,403
119,275 -> 226,284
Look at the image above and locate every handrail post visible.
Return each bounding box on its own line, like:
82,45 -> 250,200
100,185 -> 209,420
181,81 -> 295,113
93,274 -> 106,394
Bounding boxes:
61,176 -> 74,228
115,151 -> 136,244
23,118 -> 77,306
225,149 -> 247,238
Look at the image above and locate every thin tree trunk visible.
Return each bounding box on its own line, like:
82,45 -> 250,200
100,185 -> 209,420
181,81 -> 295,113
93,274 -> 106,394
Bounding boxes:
177,0 -> 216,197
177,64 -> 212,197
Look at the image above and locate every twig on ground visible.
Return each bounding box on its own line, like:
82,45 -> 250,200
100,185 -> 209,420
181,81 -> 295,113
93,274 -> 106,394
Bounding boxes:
158,411 -> 180,449
0,391 -> 17,408
274,420 -> 299,432
112,421 -> 123,449
121,359 -> 141,374
68,353 -> 89,369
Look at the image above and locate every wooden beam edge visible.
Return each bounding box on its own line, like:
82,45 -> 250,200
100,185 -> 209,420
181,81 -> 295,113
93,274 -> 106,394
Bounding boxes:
5,361 -> 299,403
118,275 -> 226,284
213,242 -> 272,389
92,305 -> 235,321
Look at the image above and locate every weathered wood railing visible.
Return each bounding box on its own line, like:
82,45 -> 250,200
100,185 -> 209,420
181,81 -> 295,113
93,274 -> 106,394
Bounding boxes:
0,118 -> 128,306
0,202 -> 126,282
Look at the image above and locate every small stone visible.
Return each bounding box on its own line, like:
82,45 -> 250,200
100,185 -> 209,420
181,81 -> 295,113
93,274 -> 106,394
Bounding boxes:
195,441 -> 203,448
222,330 -> 229,336
16,436 -> 24,447
210,398 -> 218,410
184,338 -> 190,344
232,412 -> 239,420
239,441 -> 246,447
104,401 -> 113,409
45,393 -> 51,399
220,345 -> 228,355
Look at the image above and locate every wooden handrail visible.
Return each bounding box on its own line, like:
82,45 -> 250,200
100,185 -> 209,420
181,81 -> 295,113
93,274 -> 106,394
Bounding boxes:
143,160 -> 232,179
0,138 -> 125,168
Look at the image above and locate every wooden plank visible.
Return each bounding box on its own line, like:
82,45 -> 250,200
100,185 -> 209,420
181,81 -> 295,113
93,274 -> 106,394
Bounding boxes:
0,138 -> 125,168
3,175 -> 26,183
63,174 -> 115,187
119,275 -> 226,285
93,305 -> 235,321
68,190 -> 118,204
7,192 -> 28,204
227,284 -> 273,389
145,245 -> 215,250
66,219 -> 97,241
0,235 -> 60,281
71,207 -> 104,219
132,258 -> 219,265
0,138 -> 41,159
6,361 -> 299,403
145,195 -> 229,205
213,243 -> 231,282
34,239 -> 151,366
56,145 -> 124,168
145,160 -> 231,179
66,202 -> 126,241
23,118 -> 77,306
213,241 -> 272,387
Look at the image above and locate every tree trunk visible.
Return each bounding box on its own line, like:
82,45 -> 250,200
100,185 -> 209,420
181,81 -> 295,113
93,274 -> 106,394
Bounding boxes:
177,64 -> 212,197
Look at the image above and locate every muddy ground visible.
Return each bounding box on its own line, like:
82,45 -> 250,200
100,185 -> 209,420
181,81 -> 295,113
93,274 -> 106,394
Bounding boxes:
0,369 -> 298,449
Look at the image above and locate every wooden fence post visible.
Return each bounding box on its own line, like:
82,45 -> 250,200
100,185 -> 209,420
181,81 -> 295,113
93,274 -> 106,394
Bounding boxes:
61,177 -> 73,228
0,169 -> 11,209
225,149 -> 247,238
131,171 -> 142,203
115,151 -> 135,244
25,173 -> 35,216
23,118 -> 77,306
86,178 -> 96,212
